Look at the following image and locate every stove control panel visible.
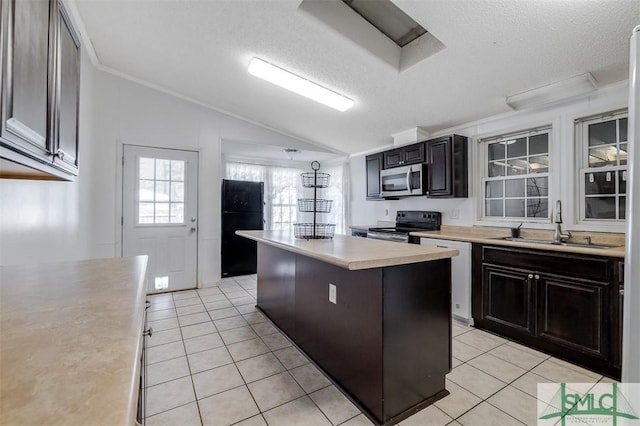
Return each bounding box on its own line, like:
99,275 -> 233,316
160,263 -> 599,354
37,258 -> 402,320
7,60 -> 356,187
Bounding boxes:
396,211 -> 442,230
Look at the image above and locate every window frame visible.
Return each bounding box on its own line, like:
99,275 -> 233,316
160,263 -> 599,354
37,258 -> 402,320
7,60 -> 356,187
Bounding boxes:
575,110 -> 628,225
478,126 -> 552,224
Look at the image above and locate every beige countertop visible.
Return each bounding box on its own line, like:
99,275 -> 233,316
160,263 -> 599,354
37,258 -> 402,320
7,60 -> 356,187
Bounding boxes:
0,256 -> 148,426
237,230 -> 458,270
411,226 -> 625,258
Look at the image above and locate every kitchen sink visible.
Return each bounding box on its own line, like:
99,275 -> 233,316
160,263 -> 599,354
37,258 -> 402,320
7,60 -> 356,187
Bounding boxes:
492,236 -> 620,249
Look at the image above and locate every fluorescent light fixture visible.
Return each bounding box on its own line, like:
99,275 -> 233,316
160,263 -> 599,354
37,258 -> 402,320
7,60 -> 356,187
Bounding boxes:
506,73 -> 598,110
248,58 -> 354,112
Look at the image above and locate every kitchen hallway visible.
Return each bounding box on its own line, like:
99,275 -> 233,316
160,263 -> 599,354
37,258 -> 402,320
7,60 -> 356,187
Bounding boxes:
144,275 -> 615,426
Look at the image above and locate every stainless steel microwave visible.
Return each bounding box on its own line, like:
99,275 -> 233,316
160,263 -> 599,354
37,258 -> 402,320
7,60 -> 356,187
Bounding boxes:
380,163 -> 428,197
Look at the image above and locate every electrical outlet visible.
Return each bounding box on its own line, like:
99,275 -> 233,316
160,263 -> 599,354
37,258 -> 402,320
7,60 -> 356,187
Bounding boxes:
450,209 -> 460,219
329,283 -> 337,304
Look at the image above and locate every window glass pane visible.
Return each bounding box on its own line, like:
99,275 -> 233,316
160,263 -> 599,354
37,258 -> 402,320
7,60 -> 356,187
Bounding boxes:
486,200 -> 503,217
585,197 -> 616,219
585,171 -> 615,195
620,196 -> 626,220
589,121 -> 616,146
527,177 -> 548,197
619,170 -> 627,194
155,202 -> 170,222
171,182 -> 184,202
155,181 -> 170,202
171,160 -> 185,181
528,155 -> 549,173
619,118 -> 628,142
139,202 -> 154,223
507,159 -> 528,176
620,144 -> 628,166
505,178 -> 525,197
527,198 -> 548,218
505,199 -> 525,217
488,161 -> 506,177
588,146 -> 618,167
170,203 -> 184,223
156,159 -> 171,180
488,142 -> 505,161
139,157 -> 155,179
529,134 -> 548,155
485,181 -> 503,198
506,138 -> 526,158
139,180 -> 155,202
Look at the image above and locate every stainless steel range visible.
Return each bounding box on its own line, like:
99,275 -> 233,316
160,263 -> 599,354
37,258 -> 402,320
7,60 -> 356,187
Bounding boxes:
367,211 -> 442,243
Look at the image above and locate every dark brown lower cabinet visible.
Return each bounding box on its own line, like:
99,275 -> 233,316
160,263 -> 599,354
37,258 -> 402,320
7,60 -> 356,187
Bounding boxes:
257,242 -> 452,425
472,244 -> 621,379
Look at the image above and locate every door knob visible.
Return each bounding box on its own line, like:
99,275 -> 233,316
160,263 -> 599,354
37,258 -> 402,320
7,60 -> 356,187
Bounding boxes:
190,227 -> 197,232
191,217 -> 196,222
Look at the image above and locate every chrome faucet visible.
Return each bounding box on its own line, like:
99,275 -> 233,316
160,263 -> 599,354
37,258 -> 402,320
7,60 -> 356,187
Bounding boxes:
553,200 -> 571,244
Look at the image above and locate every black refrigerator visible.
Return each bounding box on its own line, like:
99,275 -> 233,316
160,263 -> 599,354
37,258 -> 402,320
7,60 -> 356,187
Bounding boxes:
221,179 -> 264,277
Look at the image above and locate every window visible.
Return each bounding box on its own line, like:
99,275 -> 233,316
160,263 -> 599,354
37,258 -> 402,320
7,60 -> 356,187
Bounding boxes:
481,128 -> 551,221
138,157 -> 185,224
577,111 -> 628,221
225,161 -> 349,234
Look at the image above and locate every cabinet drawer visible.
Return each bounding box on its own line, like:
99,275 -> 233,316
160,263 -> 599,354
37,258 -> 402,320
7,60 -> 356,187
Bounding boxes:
480,245 -> 611,282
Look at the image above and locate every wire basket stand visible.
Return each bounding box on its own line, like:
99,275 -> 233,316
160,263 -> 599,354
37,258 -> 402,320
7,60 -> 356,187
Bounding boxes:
294,161 -> 335,240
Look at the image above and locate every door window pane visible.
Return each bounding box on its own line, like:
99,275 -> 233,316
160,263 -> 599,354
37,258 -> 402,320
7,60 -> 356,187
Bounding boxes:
138,158 -> 186,224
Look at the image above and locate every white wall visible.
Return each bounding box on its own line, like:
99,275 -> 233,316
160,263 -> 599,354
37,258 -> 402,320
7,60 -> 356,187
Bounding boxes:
0,49 -> 313,287
350,83 -> 629,231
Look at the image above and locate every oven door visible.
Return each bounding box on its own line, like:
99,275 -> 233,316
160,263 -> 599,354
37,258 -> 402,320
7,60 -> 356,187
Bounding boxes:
366,230 -> 409,243
380,164 -> 426,197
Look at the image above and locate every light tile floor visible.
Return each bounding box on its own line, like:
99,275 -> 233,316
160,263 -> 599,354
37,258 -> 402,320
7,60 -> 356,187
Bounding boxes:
145,274 -> 614,426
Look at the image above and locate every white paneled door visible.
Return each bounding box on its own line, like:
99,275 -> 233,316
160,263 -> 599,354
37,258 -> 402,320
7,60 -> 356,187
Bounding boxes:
122,145 -> 198,294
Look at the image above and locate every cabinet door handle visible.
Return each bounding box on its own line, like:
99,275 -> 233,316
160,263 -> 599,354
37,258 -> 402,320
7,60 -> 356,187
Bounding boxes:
145,300 -> 151,310
143,327 -> 153,337
534,274 -> 540,280
528,274 -> 534,279
620,288 -> 624,296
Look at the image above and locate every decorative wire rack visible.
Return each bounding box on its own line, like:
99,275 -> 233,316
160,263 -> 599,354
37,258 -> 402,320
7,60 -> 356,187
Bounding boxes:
294,161 -> 335,240
293,223 -> 336,240
300,172 -> 330,188
297,198 -> 333,213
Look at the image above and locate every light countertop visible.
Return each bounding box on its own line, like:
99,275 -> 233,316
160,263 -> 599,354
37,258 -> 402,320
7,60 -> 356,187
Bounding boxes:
0,256 -> 148,426
236,230 -> 458,270
411,226 -> 625,258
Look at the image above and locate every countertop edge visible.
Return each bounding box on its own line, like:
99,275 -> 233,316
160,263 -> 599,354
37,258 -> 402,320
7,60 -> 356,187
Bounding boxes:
411,231 -> 625,258
237,231 -> 459,270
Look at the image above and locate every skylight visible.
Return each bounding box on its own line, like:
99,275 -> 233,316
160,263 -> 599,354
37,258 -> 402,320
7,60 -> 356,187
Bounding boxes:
342,0 -> 427,47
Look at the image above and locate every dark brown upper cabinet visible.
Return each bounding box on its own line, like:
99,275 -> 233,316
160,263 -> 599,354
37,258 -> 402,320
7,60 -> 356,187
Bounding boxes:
383,142 -> 425,169
0,0 -> 80,180
365,152 -> 383,200
426,134 -> 468,198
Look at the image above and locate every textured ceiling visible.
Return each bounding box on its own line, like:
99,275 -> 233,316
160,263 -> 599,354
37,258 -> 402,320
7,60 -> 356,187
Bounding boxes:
74,0 -> 639,155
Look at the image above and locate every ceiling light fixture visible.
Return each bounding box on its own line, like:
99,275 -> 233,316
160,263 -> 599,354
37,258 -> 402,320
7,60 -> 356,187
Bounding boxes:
248,58 -> 354,112
284,148 -> 300,160
506,73 -> 598,111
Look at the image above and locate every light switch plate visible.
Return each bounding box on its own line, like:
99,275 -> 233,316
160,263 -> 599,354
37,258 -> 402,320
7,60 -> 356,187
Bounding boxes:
329,283 -> 337,304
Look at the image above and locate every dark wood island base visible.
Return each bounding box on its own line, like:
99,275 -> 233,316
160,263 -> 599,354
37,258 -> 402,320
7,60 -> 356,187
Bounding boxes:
256,242 -> 452,425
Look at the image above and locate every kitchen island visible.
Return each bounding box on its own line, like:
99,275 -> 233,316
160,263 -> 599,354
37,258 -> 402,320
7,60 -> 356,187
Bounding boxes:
0,256 -> 148,426
237,230 -> 458,425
